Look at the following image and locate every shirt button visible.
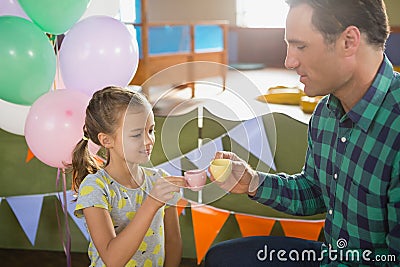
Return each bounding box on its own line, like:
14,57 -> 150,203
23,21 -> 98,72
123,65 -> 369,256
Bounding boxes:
341,137 -> 347,143
334,173 -> 338,179
328,209 -> 333,215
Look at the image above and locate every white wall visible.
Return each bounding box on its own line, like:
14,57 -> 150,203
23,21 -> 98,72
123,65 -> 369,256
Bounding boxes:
385,0 -> 400,26
147,0 -> 236,24
147,0 -> 400,26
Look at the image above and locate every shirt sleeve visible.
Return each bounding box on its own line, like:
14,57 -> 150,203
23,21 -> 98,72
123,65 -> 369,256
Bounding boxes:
387,152 -> 400,262
250,116 -> 326,216
74,174 -> 109,218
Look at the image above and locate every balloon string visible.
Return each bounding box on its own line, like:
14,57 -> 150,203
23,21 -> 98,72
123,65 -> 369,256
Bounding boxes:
55,169 -> 63,253
53,34 -> 61,91
55,168 -> 72,267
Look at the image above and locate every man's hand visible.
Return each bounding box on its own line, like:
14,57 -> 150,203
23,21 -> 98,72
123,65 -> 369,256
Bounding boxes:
209,151 -> 259,196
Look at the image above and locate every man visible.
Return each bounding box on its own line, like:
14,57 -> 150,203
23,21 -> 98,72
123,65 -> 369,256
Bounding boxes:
205,0 -> 399,266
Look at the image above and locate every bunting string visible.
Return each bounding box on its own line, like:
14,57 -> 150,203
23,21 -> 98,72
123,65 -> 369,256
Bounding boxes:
175,199 -> 324,264
0,193 -> 324,265
7,114 -> 301,265
6,194 -> 43,246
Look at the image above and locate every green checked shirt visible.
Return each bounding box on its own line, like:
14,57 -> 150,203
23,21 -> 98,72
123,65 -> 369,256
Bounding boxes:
252,55 -> 400,266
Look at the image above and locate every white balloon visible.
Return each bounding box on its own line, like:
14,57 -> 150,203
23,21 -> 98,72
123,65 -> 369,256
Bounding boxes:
80,0 -> 120,20
0,99 -> 31,135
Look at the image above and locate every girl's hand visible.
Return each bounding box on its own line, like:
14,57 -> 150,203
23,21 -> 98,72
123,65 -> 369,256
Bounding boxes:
148,176 -> 186,207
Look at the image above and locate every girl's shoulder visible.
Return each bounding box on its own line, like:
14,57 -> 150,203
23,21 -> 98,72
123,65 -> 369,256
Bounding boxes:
141,166 -> 174,179
141,166 -> 174,186
80,169 -> 112,189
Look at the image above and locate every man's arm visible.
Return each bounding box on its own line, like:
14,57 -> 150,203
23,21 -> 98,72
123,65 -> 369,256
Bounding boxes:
387,152 -> 400,263
249,112 -> 327,216
250,142 -> 326,216
210,115 -> 326,216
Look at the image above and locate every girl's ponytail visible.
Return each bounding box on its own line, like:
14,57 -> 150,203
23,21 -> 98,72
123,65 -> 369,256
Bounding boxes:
71,130 -> 101,192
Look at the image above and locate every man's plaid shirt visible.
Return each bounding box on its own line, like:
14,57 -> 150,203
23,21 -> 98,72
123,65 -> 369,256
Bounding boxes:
252,55 -> 400,266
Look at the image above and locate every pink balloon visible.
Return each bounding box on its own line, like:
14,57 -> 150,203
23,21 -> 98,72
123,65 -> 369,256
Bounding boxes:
59,15 -> 139,96
0,0 -> 30,20
25,89 -> 90,168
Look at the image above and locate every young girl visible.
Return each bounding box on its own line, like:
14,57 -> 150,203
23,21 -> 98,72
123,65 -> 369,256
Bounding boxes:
71,86 -> 185,267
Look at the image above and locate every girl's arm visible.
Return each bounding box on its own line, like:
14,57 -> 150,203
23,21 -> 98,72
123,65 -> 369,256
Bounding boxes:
163,206 -> 183,267
84,197 -> 159,267
84,176 -> 185,267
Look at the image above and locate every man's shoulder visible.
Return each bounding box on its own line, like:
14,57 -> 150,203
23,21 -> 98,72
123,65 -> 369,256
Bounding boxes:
384,71 -> 400,113
391,71 -> 400,95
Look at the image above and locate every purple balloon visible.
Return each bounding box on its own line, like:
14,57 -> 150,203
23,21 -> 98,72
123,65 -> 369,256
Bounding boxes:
0,0 -> 30,20
59,15 -> 139,96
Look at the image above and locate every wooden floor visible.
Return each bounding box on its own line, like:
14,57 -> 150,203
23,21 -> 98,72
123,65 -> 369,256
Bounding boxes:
0,248 -> 203,267
146,67 -> 311,124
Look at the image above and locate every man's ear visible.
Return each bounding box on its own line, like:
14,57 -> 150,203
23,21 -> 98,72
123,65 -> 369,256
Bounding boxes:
98,133 -> 114,148
341,26 -> 361,56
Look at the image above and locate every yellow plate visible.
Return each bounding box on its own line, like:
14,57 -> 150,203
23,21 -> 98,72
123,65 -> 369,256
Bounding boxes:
257,86 -> 305,105
300,96 -> 323,114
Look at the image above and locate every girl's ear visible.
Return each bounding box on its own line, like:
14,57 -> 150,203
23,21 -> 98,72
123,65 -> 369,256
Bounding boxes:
98,133 -> 114,148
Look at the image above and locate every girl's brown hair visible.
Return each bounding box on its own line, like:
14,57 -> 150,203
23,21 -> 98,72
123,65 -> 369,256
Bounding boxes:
70,86 -> 150,192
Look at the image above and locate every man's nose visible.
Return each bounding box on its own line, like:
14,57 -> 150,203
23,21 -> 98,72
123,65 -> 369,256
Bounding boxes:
284,51 -> 299,70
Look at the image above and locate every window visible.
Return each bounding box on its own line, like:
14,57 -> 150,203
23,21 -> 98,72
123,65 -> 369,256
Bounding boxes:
236,0 -> 289,28
119,0 -> 140,23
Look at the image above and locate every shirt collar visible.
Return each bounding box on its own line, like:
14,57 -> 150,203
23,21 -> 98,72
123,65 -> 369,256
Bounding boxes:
326,54 -> 394,132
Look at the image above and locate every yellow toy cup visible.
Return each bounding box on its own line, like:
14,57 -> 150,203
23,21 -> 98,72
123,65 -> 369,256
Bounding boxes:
210,159 -> 232,182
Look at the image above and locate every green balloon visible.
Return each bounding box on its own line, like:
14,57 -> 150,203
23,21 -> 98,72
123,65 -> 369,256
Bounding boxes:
19,0 -> 90,35
0,16 -> 56,105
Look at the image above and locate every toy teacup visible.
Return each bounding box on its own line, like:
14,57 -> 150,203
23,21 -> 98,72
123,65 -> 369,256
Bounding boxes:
210,159 -> 232,182
184,169 -> 207,191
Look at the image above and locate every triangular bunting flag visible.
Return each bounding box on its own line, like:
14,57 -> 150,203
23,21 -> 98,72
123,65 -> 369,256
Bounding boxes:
186,138 -> 223,170
177,198 -> 189,216
228,117 -> 276,170
7,195 -> 44,245
235,213 -> 276,237
25,148 -> 35,163
58,190 -> 90,241
280,219 -> 324,241
156,158 -> 182,176
191,204 -> 230,265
